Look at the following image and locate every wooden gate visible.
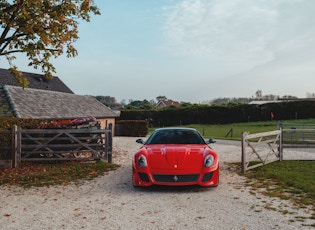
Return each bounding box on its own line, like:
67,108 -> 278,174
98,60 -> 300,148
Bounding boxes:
241,130 -> 282,173
1,126 -> 112,168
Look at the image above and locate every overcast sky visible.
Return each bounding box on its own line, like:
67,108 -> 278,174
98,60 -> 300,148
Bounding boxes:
1,0 -> 315,103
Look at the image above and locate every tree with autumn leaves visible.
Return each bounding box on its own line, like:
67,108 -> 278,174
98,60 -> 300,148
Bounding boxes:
0,0 -> 100,86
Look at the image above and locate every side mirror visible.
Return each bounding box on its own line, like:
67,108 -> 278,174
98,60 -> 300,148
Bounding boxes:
136,139 -> 145,144
207,138 -> 216,144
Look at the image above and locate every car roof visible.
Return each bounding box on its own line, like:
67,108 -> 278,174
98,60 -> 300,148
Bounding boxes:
154,127 -> 197,132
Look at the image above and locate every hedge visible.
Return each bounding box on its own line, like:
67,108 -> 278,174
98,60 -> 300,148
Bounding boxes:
115,120 -> 148,137
118,101 -> 315,126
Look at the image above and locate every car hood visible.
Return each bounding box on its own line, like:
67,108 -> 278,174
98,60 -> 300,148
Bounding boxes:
145,145 -> 207,170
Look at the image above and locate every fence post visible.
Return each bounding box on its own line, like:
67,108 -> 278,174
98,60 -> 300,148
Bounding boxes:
241,132 -> 247,173
11,125 -> 16,168
279,127 -> 283,161
17,126 -> 21,167
225,128 -> 233,138
11,125 -> 20,168
103,130 -> 113,163
104,132 -> 108,161
107,131 -> 112,163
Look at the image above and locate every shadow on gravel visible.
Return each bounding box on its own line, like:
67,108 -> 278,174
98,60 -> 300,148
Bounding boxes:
133,185 -> 217,194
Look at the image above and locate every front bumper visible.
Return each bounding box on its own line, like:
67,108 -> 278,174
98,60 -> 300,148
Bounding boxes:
132,164 -> 219,187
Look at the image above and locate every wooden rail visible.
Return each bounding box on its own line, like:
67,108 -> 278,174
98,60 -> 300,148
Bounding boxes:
241,128 -> 315,173
241,130 -> 282,173
0,126 -> 112,168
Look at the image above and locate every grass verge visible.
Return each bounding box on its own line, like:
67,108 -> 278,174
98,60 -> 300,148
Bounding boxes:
0,161 -> 119,188
243,160 -> 315,220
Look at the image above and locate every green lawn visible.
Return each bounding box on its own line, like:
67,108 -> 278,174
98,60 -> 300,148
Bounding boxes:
186,122 -> 278,140
149,118 -> 315,140
249,161 -> 315,201
149,121 -> 278,139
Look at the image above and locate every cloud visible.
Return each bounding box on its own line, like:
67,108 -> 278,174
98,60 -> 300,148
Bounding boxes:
160,0 -> 315,71
155,0 -> 315,101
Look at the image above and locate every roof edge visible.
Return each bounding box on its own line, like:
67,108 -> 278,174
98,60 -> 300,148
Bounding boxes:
2,85 -> 20,118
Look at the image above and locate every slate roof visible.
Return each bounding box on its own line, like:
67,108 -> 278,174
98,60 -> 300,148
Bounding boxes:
0,86 -> 13,116
0,68 -> 74,93
3,85 -> 118,119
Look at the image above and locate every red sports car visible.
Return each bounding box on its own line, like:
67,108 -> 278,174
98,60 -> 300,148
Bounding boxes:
132,127 -> 219,187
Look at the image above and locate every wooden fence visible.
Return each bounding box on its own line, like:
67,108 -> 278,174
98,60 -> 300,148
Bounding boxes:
242,128 -> 315,173
241,130 -> 282,173
0,125 -> 112,168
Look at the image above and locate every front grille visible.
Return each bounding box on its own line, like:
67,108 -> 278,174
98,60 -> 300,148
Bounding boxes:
153,174 -> 199,183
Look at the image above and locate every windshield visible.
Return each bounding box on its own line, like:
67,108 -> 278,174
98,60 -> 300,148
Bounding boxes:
146,129 -> 206,144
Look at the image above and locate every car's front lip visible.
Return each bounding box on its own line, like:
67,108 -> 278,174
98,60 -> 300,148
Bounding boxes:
133,163 -> 219,187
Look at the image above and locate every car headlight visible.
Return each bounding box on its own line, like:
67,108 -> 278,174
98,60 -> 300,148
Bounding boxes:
204,155 -> 214,167
137,155 -> 148,167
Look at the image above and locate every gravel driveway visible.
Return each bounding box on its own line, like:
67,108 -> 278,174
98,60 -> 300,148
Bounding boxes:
0,137 -> 314,230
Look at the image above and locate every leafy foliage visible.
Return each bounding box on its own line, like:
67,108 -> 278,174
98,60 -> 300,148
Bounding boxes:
0,0 -> 100,85
0,117 -> 44,159
0,161 -> 119,187
125,99 -> 154,110
95,95 -> 118,108
210,97 -> 252,105
0,117 -> 43,130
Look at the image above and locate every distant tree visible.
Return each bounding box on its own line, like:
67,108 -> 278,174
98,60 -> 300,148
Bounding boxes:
262,94 -> 279,101
180,102 -> 193,107
306,92 -> 315,98
95,96 -> 117,107
0,0 -> 100,86
281,95 -> 298,100
156,96 -> 167,102
125,99 -> 153,109
255,90 -> 262,100
210,97 -> 251,105
120,99 -> 127,107
129,100 -> 149,107
149,99 -> 156,106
